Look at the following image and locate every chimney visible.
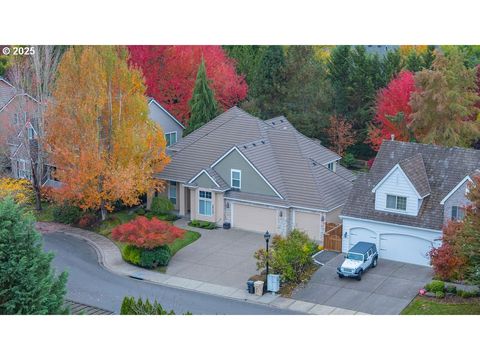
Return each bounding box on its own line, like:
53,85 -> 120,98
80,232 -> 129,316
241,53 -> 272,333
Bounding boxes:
390,133 -> 395,141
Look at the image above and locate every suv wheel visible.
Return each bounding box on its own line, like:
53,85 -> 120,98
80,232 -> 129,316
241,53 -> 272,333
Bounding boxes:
338,274 -> 344,279
372,257 -> 378,268
356,270 -> 363,281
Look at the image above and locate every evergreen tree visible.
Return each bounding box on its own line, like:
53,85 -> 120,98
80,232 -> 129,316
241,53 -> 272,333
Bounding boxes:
381,48 -> 403,85
185,58 -> 219,135
405,50 -> 425,72
327,45 -> 352,116
0,198 -> 68,314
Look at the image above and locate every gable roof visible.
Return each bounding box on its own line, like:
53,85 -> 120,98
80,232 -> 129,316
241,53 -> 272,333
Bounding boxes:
148,97 -> 186,129
342,140 -> 480,231
158,106 -> 354,211
0,77 -> 16,109
398,154 -> 431,198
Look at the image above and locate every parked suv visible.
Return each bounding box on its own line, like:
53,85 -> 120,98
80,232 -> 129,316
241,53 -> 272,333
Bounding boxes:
337,242 -> 378,281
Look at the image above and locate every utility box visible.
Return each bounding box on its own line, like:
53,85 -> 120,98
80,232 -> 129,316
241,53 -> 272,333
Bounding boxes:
254,281 -> 264,296
267,274 -> 280,293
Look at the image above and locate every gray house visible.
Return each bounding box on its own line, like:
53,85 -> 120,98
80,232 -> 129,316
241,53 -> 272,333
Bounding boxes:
341,141 -> 480,266
153,106 -> 355,243
148,97 -> 185,147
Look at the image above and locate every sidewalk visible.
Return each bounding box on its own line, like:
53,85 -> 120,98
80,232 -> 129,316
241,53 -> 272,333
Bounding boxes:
38,222 -> 369,315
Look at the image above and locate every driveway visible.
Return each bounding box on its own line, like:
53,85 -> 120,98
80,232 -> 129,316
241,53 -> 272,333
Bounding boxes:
166,219 -> 264,289
293,252 -> 433,314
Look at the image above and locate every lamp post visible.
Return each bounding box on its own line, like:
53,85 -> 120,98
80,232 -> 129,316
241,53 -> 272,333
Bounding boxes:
264,230 -> 271,290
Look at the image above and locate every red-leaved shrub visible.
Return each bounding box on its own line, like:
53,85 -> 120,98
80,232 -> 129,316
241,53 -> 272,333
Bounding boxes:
111,216 -> 185,249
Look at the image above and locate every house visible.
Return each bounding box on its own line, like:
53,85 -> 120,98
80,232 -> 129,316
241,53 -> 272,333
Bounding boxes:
341,140 -> 480,266
148,97 -> 185,147
153,106 -> 355,242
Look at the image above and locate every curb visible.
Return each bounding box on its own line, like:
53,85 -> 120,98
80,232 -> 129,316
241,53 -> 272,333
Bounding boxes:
54,227 -> 368,315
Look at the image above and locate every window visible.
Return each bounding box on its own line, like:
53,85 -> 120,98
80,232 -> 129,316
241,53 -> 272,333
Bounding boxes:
28,127 -> 35,140
231,169 -> 241,189
165,132 -> 177,147
17,160 -> 31,180
386,195 -> 407,211
13,113 -> 19,125
451,206 -> 465,221
168,181 -> 177,205
198,191 -> 212,216
327,162 -> 334,171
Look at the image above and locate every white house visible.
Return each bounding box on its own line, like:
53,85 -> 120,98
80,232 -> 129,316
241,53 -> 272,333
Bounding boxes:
341,141 -> 480,266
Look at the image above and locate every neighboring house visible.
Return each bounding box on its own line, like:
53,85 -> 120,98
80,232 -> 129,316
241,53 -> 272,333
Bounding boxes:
153,106 -> 355,242
148,97 -> 185,147
341,140 -> 480,266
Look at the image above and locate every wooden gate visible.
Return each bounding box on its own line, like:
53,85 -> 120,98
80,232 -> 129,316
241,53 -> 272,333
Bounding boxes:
323,223 -> 342,252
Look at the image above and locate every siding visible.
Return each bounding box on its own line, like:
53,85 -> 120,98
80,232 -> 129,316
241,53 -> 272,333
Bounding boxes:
194,172 -> 217,189
148,101 -> 183,140
374,167 -> 419,215
443,180 -> 471,223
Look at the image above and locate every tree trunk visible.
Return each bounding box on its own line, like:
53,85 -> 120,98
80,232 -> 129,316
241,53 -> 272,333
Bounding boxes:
100,201 -> 107,221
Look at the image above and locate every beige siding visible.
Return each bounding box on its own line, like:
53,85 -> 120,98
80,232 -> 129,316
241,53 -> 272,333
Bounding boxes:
232,203 -> 277,234
190,188 -> 224,225
326,207 -> 342,224
294,210 -> 322,241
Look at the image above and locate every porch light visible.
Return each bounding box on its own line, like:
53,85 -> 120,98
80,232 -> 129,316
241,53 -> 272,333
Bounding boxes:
344,231 -> 348,238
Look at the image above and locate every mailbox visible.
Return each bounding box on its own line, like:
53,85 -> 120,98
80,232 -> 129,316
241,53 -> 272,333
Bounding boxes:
267,274 -> 280,293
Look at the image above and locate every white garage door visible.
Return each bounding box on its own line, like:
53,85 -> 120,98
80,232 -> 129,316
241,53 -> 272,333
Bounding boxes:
232,203 -> 277,234
348,227 -> 377,249
294,211 -> 321,241
380,234 -> 432,266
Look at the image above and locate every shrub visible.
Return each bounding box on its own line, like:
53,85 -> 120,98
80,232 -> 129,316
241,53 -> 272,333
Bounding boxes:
77,213 -> 98,228
427,280 -> 445,293
457,289 -> 480,298
111,216 -> 185,249
0,177 -> 33,205
150,196 -> 174,216
135,207 -> 146,215
139,245 -> 172,268
341,153 -> 356,168
52,203 -> 82,224
435,291 -> 445,299
122,245 -> 142,265
254,229 -> 317,283
157,213 -> 179,221
430,234 -> 467,281
445,284 -> 457,294
120,296 -> 177,315
189,219 -> 217,229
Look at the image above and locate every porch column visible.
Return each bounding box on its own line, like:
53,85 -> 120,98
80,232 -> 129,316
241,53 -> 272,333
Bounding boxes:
179,184 -> 186,216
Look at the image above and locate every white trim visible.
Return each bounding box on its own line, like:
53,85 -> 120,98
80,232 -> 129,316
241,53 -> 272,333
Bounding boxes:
188,169 -> 220,187
385,194 -> 408,212
371,164 -> 425,199
0,77 -> 15,88
165,131 -> 178,147
198,189 -> 213,217
0,93 -> 39,113
210,146 -> 284,199
230,168 -> 241,189
340,215 -> 443,234
440,175 -> 472,205
148,98 -> 186,129
224,197 -> 289,209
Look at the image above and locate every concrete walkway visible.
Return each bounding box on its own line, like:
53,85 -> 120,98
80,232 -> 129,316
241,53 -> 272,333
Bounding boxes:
36,222 -> 369,315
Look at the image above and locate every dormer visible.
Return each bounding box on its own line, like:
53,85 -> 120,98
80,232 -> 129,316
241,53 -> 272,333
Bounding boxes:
371,154 -> 430,216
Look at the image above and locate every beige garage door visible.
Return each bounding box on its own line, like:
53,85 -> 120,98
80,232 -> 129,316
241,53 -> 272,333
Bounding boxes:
295,211 -> 321,241
232,203 -> 277,234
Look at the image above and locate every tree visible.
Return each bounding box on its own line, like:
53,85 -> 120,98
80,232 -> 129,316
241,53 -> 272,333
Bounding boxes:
46,46 -> 169,220
409,49 -> 480,147
0,197 -> 68,314
223,45 -> 265,94
367,71 -> 417,150
0,178 -> 33,205
380,48 -> 404,85
327,45 -> 352,117
120,296 -> 188,315
128,46 -> 247,123
184,59 -> 219,135
326,115 -> 355,156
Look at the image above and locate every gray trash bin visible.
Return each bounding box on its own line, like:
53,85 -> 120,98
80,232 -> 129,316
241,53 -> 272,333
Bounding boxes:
254,281 -> 264,296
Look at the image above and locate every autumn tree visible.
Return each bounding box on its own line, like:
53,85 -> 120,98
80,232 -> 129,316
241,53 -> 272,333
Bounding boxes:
46,46 -> 169,220
409,49 -> 480,147
128,46 -> 247,123
326,115 -> 355,156
367,71 -> 417,150
184,58 -> 219,135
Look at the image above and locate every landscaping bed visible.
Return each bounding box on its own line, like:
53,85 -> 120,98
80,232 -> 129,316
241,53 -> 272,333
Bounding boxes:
402,296 -> 480,315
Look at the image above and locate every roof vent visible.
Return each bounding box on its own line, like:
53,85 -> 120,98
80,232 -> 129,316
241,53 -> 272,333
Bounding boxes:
272,122 -> 276,125
243,145 -> 247,149
280,119 -> 284,123
252,143 -> 256,147
261,140 -> 265,144
390,133 -> 395,140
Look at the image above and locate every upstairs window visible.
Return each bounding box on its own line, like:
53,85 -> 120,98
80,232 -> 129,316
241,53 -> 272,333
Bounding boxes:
231,169 -> 241,189
165,132 -> 177,147
327,162 -> 334,171
386,194 -> 407,211
451,206 -> 465,221
27,126 -> 35,140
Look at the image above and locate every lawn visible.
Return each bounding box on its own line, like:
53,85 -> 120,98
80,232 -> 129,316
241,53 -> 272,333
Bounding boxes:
401,296 -> 480,315
30,202 -> 55,222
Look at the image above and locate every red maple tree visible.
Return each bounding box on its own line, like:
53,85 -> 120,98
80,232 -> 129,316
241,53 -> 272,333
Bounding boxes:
128,46 -> 248,124
111,216 -> 185,249
367,70 -> 417,150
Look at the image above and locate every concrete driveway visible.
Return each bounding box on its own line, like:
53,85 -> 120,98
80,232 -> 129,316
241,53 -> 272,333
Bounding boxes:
293,252 -> 433,314
166,220 -> 264,289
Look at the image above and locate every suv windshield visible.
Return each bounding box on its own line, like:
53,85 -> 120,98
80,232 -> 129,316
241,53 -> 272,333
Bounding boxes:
347,253 -> 363,261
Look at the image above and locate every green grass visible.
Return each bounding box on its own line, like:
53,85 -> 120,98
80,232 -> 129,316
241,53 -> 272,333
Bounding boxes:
169,230 -> 201,255
30,202 -> 55,222
401,297 -> 480,315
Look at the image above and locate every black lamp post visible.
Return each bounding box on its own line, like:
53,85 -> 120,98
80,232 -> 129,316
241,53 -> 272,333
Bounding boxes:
264,230 -> 271,290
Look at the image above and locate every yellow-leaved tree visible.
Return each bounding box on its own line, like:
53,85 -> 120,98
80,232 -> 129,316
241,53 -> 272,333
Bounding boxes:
46,46 -> 169,220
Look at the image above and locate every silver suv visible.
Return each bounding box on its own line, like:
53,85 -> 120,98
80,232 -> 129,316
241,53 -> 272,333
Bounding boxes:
337,242 -> 378,281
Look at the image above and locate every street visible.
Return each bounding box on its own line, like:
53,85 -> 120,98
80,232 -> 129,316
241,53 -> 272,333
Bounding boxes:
43,232 -> 297,315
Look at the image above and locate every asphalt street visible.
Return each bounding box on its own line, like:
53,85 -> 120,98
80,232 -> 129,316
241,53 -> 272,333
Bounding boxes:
43,232 -> 297,315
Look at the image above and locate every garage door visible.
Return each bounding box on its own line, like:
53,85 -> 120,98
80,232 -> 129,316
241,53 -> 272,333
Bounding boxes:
232,203 -> 277,234
348,227 -> 377,249
380,234 -> 432,266
294,211 -> 321,241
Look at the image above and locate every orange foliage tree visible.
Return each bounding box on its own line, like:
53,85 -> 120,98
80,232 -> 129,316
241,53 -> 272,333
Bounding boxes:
326,115 -> 355,156
46,46 -> 169,220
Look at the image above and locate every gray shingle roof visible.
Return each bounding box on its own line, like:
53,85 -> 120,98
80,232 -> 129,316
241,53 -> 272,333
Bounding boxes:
342,140 -> 480,231
398,153 -> 431,197
0,77 -> 16,110
158,107 -> 354,211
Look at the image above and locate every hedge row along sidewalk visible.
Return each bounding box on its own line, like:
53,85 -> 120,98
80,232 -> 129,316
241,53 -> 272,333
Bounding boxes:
35,222 -> 370,315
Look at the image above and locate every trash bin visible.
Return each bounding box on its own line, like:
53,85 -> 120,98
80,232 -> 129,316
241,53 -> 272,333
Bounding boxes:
254,281 -> 264,296
223,222 -> 231,229
246,280 -> 255,294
